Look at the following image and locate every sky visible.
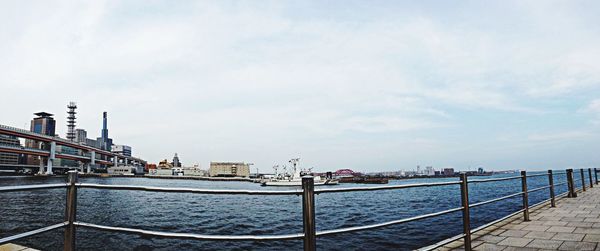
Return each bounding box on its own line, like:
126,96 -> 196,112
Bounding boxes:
1,1 -> 600,172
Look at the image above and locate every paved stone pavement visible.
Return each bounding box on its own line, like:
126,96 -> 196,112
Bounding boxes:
0,243 -> 39,251
436,185 -> 600,251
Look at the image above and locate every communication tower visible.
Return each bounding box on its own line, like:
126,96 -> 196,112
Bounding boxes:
67,102 -> 77,141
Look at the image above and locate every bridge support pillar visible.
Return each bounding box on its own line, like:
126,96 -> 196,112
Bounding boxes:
113,155 -> 118,167
46,141 -> 55,175
88,151 -> 95,173
38,157 -> 45,174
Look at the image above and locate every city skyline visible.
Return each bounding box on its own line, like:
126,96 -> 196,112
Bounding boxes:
1,1 -> 600,172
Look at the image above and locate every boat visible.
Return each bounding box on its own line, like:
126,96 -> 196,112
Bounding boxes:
339,176 -> 389,184
261,158 -> 339,186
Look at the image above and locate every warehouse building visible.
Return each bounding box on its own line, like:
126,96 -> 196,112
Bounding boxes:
209,162 -> 250,177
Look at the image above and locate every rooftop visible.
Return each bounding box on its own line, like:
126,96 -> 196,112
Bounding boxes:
33,112 -> 53,117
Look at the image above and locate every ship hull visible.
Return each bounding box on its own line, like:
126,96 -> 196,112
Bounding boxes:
262,179 -> 339,186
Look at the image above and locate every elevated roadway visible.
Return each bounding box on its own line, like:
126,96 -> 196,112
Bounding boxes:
0,124 -> 145,174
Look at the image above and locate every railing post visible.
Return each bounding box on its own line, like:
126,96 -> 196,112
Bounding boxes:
521,171 -> 530,221
589,168 -> 593,188
567,169 -> 577,198
459,173 -> 472,251
595,168 -> 598,185
302,176 -> 316,251
548,170 -> 555,207
580,169 -> 586,191
64,170 -> 78,251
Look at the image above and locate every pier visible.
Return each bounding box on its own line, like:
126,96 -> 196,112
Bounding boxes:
433,173 -> 600,250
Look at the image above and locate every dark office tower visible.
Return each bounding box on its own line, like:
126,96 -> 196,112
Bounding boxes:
25,112 -> 56,165
102,112 -> 108,140
29,112 -> 56,136
67,102 -> 77,141
96,112 -> 112,151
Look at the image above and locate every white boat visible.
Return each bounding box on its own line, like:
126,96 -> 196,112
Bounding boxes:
261,158 -> 339,186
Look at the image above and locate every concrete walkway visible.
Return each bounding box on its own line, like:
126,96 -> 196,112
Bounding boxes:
0,243 -> 39,251
439,186 -> 600,251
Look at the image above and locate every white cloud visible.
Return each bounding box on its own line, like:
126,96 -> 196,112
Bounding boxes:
2,1 -> 600,171
527,131 -> 595,142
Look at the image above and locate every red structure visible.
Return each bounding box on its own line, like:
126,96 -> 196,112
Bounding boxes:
146,163 -> 157,172
335,169 -> 357,176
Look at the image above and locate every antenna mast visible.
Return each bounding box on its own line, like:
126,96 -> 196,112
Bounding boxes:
67,102 -> 77,141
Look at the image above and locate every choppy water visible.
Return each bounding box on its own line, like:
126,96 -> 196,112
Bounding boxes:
0,171 -> 587,250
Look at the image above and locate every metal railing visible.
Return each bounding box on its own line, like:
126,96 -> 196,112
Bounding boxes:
1,168 -> 598,251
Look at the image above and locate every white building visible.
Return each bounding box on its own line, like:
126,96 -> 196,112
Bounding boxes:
112,145 -> 132,157
108,166 -> 143,175
425,166 -> 435,176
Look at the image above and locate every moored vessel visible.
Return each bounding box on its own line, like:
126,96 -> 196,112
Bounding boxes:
261,158 -> 339,186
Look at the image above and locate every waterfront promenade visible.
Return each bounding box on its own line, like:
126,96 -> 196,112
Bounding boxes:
438,186 -> 600,250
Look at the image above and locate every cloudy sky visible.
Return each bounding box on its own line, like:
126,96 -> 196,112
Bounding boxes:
1,1 -> 600,172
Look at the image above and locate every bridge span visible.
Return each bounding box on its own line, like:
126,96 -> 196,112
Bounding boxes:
0,124 -> 145,174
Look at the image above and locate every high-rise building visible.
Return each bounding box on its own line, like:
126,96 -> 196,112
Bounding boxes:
75,129 -> 87,143
112,145 -> 132,157
28,112 -> 56,136
0,134 -> 21,165
96,112 -> 113,151
25,112 -> 56,165
172,153 -> 181,167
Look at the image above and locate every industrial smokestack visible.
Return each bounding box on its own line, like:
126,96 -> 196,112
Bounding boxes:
102,111 -> 108,140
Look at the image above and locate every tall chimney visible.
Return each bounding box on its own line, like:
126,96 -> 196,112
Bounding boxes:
102,111 -> 108,140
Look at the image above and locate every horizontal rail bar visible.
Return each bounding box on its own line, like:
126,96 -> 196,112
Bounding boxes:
526,173 -> 549,178
468,175 -> 521,183
528,185 -> 551,193
316,207 -> 463,236
0,222 -> 67,245
74,222 -> 303,241
0,183 -> 68,193
470,192 -> 524,208
77,183 -> 302,195
314,181 -> 461,194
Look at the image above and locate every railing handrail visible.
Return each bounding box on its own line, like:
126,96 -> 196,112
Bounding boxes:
0,222 -> 68,244
74,222 -> 304,241
316,206 -> 463,236
470,191 -> 524,208
315,180 -> 461,194
76,183 -> 303,195
1,167 -> 598,250
468,175 -> 521,183
0,183 -> 68,192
